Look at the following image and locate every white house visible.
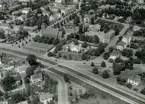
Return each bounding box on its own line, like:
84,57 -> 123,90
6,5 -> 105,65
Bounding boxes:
30,73 -> 43,83
127,75 -> 141,87
17,100 -> 28,104
109,50 -> 121,60
133,26 -> 141,31
39,93 -> 53,104
3,65 -> 14,71
21,8 -> 31,15
122,34 -> 132,45
116,41 -> 126,51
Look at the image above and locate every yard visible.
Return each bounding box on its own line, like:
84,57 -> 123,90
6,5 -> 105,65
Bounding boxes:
24,42 -> 54,54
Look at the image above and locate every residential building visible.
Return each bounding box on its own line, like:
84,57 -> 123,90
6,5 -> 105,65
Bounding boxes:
0,101 -> 8,104
21,8 -> 31,15
39,93 -> 53,104
3,65 -> 14,71
122,33 -> 132,45
30,73 -> 43,83
137,0 -> 144,4
23,26 -> 38,32
127,74 -> 141,87
116,41 -> 126,51
89,24 -> 101,32
109,50 -> 121,60
15,65 -> 28,74
0,70 -> 6,80
133,26 -> 141,31
103,30 -> 115,43
17,101 -> 28,104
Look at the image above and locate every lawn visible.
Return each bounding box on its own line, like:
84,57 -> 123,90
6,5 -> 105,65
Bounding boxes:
24,42 -> 54,54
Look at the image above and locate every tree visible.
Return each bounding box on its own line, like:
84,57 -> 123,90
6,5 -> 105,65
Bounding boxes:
81,53 -> 88,60
101,61 -> 106,67
53,38 -> 60,45
91,62 -> 95,67
92,67 -> 98,74
64,75 -> 70,83
81,41 -> 88,48
122,49 -> 133,58
2,75 -> 16,91
57,8 -> 61,13
115,57 -> 123,63
109,47 -> 114,53
26,54 -> 37,66
48,52 -> 54,57
93,35 -> 99,44
102,71 -> 110,79
26,65 -> 37,77
140,88 -> 145,95
11,93 -> 26,103
0,32 -> 6,39
73,16 -> 80,26
103,52 -> 110,60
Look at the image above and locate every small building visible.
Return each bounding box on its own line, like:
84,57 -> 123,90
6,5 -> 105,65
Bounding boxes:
15,65 -> 28,74
133,26 -> 141,31
116,41 -> 126,51
30,73 -> 43,83
109,50 -> 121,60
103,30 -> 115,43
17,100 -> 28,104
127,74 -> 141,87
122,33 -> 132,45
89,24 -> 101,32
39,93 -> 53,104
3,65 -> 14,71
21,8 -> 31,15
23,26 -> 38,32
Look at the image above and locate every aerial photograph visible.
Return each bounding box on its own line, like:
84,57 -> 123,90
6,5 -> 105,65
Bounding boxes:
0,0 -> 145,104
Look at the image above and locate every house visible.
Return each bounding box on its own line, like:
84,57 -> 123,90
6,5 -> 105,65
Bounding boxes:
30,73 -> 43,83
3,65 -> 14,71
23,26 -> 38,32
42,27 -> 62,39
17,101 -> 28,104
39,93 -> 53,104
103,30 -> 115,43
69,44 -> 82,53
83,15 -> 91,24
116,41 -> 126,51
89,24 -> 101,32
137,0 -> 144,4
0,70 -> 6,80
122,33 -> 132,45
133,26 -> 141,31
127,74 -> 141,87
15,65 -> 28,74
21,8 -> 31,15
109,50 -> 121,60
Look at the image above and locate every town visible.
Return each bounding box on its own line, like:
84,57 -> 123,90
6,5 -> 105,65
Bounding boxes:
0,0 -> 145,104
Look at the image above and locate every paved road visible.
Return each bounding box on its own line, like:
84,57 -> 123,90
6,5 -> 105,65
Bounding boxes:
42,68 -> 68,104
0,47 -> 145,104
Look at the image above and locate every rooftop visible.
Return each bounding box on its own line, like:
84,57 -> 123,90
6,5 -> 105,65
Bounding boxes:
39,93 -> 53,101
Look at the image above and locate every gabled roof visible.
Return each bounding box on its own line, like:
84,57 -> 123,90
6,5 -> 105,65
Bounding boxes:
110,50 -> 121,57
128,74 -> 141,82
117,41 -> 126,46
31,73 -> 42,80
39,93 -> 53,101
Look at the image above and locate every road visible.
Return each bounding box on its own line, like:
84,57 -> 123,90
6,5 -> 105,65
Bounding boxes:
0,47 -> 145,104
41,68 -> 68,104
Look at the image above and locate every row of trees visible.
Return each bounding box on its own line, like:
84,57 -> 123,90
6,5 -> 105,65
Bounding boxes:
133,29 -> 145,37
67,33 -> 100,44
33,35 -> 60,45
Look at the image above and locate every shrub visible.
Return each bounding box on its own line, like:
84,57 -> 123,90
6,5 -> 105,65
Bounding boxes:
92,67 -> 98,74
102,71 -> 110,79
101,61 -> 106,67
91,62 -> 95,67
48,52 -> 54,57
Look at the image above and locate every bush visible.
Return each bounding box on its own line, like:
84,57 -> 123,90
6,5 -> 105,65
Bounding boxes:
92,67 -> 98,74
103,52 -> 110,60
101,61 -> 106,67
133,58 -> 141,64
113,70 -> 121,75
91,62 -> 95,67
102,71 -> 110,79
